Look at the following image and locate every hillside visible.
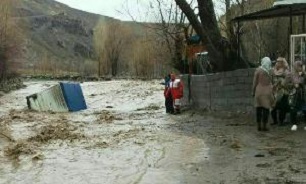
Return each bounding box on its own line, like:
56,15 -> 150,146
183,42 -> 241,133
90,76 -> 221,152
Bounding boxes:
14,0 -> 117,74
6,0 -> 175,78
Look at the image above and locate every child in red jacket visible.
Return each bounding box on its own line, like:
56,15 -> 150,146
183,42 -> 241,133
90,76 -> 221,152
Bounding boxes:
169,73 -> 184,114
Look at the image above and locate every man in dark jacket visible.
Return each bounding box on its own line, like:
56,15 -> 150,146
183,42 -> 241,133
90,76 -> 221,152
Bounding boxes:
164,74 -> 174,114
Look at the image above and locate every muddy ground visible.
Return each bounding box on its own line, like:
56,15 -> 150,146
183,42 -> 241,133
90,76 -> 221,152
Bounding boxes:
0,80 -> 306,184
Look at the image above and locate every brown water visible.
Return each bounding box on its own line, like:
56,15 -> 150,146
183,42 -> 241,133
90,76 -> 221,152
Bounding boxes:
0,80 -> 209,184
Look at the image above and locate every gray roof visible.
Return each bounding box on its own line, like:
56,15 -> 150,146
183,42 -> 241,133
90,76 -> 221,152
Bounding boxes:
233,2 -> 306,22
274,0 -> 306,6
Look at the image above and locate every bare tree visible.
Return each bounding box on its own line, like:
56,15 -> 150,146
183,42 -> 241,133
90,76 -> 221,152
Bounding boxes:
128,26 -> 172,78
152,0 -> 189,72
131,39 -> 151,77
94,21 -> 131,76
0,0 -> 22,80
219,0 -> 281,63
94,21 -> 108,76
122,0 -> 192,73
174,0 -> 230,71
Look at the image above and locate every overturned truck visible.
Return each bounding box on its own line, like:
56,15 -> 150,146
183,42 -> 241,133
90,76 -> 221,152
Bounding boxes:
26,82 -> 87,112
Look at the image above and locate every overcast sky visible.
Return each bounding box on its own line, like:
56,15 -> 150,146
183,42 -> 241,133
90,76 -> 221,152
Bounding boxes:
54,0 -> 148,21
54,0 -> 225,21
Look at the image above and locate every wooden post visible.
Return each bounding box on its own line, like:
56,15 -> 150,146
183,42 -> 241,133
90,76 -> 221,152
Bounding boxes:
303,14 -> 305,33
290,8 -> 293,35
288,7 -> 293,63
237,21 -> 241,66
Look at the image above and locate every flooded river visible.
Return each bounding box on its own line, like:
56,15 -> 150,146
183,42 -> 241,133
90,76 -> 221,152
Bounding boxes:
0,80 -> 209,184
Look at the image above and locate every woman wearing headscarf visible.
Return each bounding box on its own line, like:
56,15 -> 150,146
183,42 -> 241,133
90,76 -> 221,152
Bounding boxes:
271,57 -> 290,126
286,60 -> 306,128
252,57 -> 274,131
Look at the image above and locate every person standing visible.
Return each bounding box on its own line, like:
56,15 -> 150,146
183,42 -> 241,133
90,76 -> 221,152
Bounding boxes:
286,61 -> 306,129
164,74 -> 174,114
252,57 -> 274,131
271,57 -> 290,126
169,73 -> 184,114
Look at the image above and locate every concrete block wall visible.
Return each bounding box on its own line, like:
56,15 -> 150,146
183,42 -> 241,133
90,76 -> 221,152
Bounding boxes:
181,68 -> 256,112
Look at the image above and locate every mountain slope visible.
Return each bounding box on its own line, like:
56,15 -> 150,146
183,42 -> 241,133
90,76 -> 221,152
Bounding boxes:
15,0 -> 116,74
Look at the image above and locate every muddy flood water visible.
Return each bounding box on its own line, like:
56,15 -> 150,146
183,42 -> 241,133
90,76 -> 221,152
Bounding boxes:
1,80 -> 306,184
0,80 -> 209,184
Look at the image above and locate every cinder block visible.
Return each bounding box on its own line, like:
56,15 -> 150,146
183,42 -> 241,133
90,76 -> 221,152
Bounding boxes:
205,75 -> 214,82
244,76 -> 254,84
198,98 -> 210,108
224,77 -> 237,85
234,97 -> 253,106
234,84 -> 251,91
225,71 -> 234,77
246,106 -> 255,113
212,73 -> 223,81
237,77 -> 245,84
214,98 -> 228,106
233,69 -> 250,77
191,75 -> 204,82
247,68 -> 256,76
216,79 -> 224,86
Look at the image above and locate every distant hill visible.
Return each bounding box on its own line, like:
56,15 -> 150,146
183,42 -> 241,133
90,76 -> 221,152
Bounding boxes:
11,0 -> 173,77
14,0 -> 119,74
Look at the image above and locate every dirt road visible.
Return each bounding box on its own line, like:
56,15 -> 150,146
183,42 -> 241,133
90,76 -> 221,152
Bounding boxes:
0,80 -> 306,184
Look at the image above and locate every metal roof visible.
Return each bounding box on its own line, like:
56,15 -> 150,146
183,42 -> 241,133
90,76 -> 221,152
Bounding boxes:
274,0 -> 306,6
233,3 -> 306,22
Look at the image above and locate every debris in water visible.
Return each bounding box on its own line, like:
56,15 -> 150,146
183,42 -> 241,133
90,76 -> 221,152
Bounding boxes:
254,154 -> 265,157
134,140 -> 145,146
0,132 -> 15,142
289,164 -> 301,173
0,118 -> 15,142
28,122 -> 84,143
4,141 -> 37,160
230,139 -> 242,150
86,141 -> 110,149
256,163 -> 271,168
32,153 -> 44,161
113,129 -> 140,142
136,104 -> 161,111
98,110 -> 122,123
226,123 -> 248,126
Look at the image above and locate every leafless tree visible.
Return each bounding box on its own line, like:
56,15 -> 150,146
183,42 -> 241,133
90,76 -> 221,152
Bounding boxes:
122,0 -> 193,73
0,0 -> 12,80
94,21 -> 131,76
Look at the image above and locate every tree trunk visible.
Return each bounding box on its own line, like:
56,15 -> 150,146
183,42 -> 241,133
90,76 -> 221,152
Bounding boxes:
174,0 -> 225,71
98,58 -> 101,77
